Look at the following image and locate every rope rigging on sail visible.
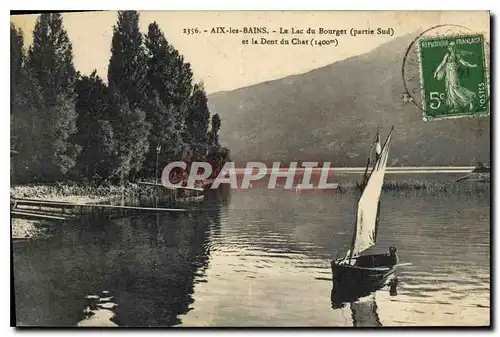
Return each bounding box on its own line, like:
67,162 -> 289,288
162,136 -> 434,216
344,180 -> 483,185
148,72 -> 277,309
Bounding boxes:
360,128 -> 382,191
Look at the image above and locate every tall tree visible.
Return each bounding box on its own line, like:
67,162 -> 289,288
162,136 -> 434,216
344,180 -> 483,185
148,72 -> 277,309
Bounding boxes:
74,71 -> 115,181
11,22 -> 26,150
144,22 -> 174,106
107,91 -> 151,182
172,56 -> 194,145
208,113 -> 221,147
10,23 -> 24,95
11,23 -> 43,182
184,83 -> 210,159
107,10 -> 151,181
167,51 -> 194,122
140,93 -> 182,178
28,13 -> 76,106
108,10 -> 147,109
141,22 -> 186,177
26,13 -> 80,181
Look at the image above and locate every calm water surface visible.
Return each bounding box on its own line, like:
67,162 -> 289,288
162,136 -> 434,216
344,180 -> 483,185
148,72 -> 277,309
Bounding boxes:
13,185 -> 490,327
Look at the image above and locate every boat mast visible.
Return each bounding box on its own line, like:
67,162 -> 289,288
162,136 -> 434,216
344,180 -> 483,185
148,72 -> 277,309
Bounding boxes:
360,156 -> 371,190
373,126 -> 393,242
373,128 -> 382,241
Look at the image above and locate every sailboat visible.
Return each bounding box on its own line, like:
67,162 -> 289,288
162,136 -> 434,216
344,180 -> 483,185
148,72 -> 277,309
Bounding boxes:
331,126 -> 397,293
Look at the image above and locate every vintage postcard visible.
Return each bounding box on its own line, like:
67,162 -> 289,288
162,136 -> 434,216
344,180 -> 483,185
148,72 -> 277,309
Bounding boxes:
10,11 -> 490,327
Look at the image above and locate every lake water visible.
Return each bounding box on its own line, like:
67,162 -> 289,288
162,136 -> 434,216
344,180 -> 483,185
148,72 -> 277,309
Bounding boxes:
12,183 -> 490,327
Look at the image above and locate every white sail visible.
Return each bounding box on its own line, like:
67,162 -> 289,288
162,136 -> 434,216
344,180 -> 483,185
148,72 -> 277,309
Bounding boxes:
351,127 -> 393,257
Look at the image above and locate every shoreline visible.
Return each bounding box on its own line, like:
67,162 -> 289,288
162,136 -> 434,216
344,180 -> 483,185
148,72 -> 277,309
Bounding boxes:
10,181 -> 194,240
11,179 -> 489,239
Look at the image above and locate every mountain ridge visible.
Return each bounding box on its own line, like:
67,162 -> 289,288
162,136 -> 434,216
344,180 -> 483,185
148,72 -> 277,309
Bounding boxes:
207,33 -> 490,167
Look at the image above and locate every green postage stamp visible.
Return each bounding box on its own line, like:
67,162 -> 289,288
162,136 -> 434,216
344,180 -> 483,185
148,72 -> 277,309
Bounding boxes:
418,34 -> 489,121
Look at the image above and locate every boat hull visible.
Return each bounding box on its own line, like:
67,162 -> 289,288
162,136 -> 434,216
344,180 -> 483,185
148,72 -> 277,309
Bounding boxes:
331,262 -> 395,289
330,252 -> 397,302
331,272 -> 398,309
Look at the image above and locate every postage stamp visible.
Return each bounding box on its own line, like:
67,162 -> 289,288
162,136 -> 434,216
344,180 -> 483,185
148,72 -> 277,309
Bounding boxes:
418,34 -> 489,121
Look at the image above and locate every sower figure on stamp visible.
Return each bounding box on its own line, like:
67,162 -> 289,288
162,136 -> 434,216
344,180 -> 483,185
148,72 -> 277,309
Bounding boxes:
433,41 -> 478,112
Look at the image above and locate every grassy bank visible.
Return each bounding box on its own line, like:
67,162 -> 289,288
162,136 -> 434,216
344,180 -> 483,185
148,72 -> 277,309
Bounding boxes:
347,179 -> 490,195
9,180 -> 196,203
11,181 -> 145,203
10,181 -> 188,240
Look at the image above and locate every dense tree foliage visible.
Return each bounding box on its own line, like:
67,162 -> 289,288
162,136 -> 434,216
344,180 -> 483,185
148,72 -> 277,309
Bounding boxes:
11,14 -> 81,182
74,71 -> 115,181
108,11 -> 147,110
11,11 -> 228,185
185,83 -> 210,159
107,11 -> 151,181
28,13 -> 81,180
11,23 -> 41,182
141,22 -> 186,177
27,13 -> 76,106
208,113 -> 221,147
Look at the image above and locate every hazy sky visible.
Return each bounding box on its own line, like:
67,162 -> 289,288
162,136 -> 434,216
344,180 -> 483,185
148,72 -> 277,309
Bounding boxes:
11,11 -> 489,94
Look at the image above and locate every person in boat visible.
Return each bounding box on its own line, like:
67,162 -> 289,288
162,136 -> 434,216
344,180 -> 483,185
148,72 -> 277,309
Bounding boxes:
383,246 -> 399,266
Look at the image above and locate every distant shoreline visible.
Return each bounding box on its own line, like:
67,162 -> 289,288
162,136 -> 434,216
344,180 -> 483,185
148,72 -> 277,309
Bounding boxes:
231,166 -> 477,174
